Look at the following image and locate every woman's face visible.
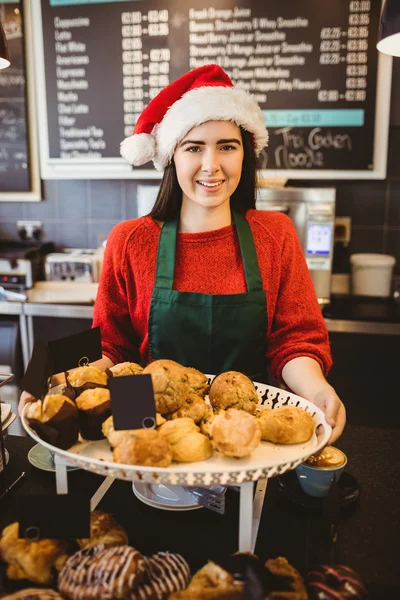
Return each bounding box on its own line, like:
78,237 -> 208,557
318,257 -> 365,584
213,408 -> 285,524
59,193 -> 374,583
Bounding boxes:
173,121 -> 244,212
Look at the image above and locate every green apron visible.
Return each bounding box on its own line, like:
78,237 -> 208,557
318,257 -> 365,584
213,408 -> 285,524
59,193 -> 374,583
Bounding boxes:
148,211 -> 268,381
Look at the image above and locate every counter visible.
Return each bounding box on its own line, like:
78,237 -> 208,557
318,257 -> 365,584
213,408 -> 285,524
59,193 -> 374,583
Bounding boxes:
0,422 -> 399,598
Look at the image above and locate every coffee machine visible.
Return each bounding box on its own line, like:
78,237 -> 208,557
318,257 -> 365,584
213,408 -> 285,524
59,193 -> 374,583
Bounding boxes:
256,187 -> 336,305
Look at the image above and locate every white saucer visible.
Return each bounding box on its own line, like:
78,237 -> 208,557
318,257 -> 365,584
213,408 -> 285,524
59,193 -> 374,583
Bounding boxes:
1,404 -> 11,424
132,482 -> 202,511
0,448 -> 10,472
28,443 -> 80,472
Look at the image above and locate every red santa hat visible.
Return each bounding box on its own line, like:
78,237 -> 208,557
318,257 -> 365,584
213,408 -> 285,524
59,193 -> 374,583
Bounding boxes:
120,64 -> 268,171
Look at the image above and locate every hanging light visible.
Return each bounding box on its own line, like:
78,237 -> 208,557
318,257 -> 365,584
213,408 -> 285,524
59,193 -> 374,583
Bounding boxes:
0,21 -> 10,69
377,0 -> 400,57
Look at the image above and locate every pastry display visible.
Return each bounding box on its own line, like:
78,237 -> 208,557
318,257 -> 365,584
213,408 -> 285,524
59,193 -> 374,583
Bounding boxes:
170,560 -> 242,599
0,590 -> 65,600
77,510 -> 128,549
0,522 -> 70,585
129,551 -> 191,599
258,406 -> 315,444
75,387 -> 112,440
211,409 -> 262,458
107,362 -> 144,377
185,367 -> 210,398
113,429 -> 173,468
25,394 -> 79,450
169,394 -> 208,424
58,544 -> 146,600
159,418 -> 213,463
209,371 -> 258,415
142,359 -> 190,415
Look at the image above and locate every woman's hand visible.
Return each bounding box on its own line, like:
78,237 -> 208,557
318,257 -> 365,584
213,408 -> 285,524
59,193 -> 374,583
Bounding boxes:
18,390 -> 36,416
312,384 -> 346,445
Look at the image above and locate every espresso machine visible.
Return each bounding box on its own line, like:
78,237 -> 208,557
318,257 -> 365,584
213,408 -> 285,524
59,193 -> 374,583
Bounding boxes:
256,187 -> 336,305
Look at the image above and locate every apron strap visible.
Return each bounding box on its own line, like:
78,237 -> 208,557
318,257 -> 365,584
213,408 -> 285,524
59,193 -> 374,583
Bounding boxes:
154,218 -> 178,289
154,212 -> 263,291
232,211 -> 263,292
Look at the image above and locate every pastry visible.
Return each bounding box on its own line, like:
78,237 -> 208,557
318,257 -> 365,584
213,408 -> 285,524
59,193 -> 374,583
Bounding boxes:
0,522 -> 70,585
107,362 -> 144,376
0,590 -> 64,600
75,387 -> 111,440
264,556 -> 308,599
25,394 -> 79,450
142,359 -> 189,415
170,561 -> 242,599
159,418 -> 213,463
129,551 -> 191,599
185,367 -> 210,398
257,406 -> 315,444
209,371 -> 258,415
169,394 -> 208,424
102,415 -> 135,449
77,510 -> 128,549
64,366 -> 108,400
199,407 -> 216,438
113,429 -> 173,467
102,415 -> 166,448
211,409 -> 261,458
58,544 -> 146,600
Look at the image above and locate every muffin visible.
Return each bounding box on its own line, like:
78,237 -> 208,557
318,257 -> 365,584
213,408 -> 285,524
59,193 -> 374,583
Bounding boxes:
25,394 -> 79,450
200,407 -> 217,438
211,409 -> 261,458
77,510 -> 128,549
75,387 -> 111,440
169,394 -> 208,424
113,429 -> 173,468
0,522 -> 70,585
142,359 -> 190,415
101,416 -> 135,449
185,367 -> 210,398
58,544 -> 146,600
257,406 -> 315,444
159,418 -> 213,463
209,371 -> 258,415
107,362 -> 143,377
64,366 -> 108,400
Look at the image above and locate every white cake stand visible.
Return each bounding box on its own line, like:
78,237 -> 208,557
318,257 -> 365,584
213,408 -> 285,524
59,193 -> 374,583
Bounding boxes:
21,380 -> 331,553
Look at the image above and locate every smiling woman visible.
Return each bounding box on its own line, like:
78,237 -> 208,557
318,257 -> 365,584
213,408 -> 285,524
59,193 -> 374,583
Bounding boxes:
20,64 -> 346,445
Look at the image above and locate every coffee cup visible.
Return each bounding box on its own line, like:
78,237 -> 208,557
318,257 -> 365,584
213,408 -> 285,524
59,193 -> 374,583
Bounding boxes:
295,446 -> 347,498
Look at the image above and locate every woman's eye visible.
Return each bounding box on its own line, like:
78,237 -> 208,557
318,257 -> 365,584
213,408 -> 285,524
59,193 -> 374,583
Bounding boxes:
220,145 -> 236,151
186,146 -> 201,152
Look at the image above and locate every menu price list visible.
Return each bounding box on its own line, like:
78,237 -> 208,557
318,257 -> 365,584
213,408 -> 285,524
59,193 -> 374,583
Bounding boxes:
41,0 -> 381,171
0,2 -> 30,192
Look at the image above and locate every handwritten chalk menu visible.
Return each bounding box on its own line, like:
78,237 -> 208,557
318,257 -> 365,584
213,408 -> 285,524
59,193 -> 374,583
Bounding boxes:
34,0 -> 391,179
0,2 -> 30,192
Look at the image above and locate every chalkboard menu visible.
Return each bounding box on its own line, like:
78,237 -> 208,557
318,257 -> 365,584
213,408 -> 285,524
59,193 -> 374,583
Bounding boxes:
33,0 -> 392,179
0,2 -> 41,200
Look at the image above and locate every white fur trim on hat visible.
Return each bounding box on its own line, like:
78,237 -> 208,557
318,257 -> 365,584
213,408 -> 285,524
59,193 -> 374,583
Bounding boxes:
120,132 -> 156,166
153,86 -> 268,171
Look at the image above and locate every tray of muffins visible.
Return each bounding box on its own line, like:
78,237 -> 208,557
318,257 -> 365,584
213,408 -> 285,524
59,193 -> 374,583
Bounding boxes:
20,359 -> 331,486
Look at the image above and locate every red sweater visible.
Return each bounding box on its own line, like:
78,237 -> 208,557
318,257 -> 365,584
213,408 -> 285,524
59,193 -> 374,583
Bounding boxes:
93,209 -> 332,380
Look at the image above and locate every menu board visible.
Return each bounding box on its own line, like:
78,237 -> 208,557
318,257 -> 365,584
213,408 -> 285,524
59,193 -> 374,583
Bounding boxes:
0,2 -> 41,200
33,0 -> 392,179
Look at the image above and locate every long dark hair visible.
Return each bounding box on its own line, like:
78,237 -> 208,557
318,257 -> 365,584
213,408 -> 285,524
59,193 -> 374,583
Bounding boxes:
149,127 -> 258,221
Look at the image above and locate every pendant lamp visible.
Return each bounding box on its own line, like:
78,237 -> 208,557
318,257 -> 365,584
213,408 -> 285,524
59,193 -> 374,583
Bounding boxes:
0,20 -> 10,69
377,0 -> 400,57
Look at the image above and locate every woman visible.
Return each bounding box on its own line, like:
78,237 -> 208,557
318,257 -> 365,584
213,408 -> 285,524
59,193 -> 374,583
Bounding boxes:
20,65 -> 345,443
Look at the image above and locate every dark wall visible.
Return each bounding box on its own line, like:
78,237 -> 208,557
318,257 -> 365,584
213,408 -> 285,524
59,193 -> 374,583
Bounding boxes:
1,61 -> 400,274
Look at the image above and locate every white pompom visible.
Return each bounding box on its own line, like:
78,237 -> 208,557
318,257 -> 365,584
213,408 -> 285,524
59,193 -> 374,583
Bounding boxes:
120,133 -> 156,166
